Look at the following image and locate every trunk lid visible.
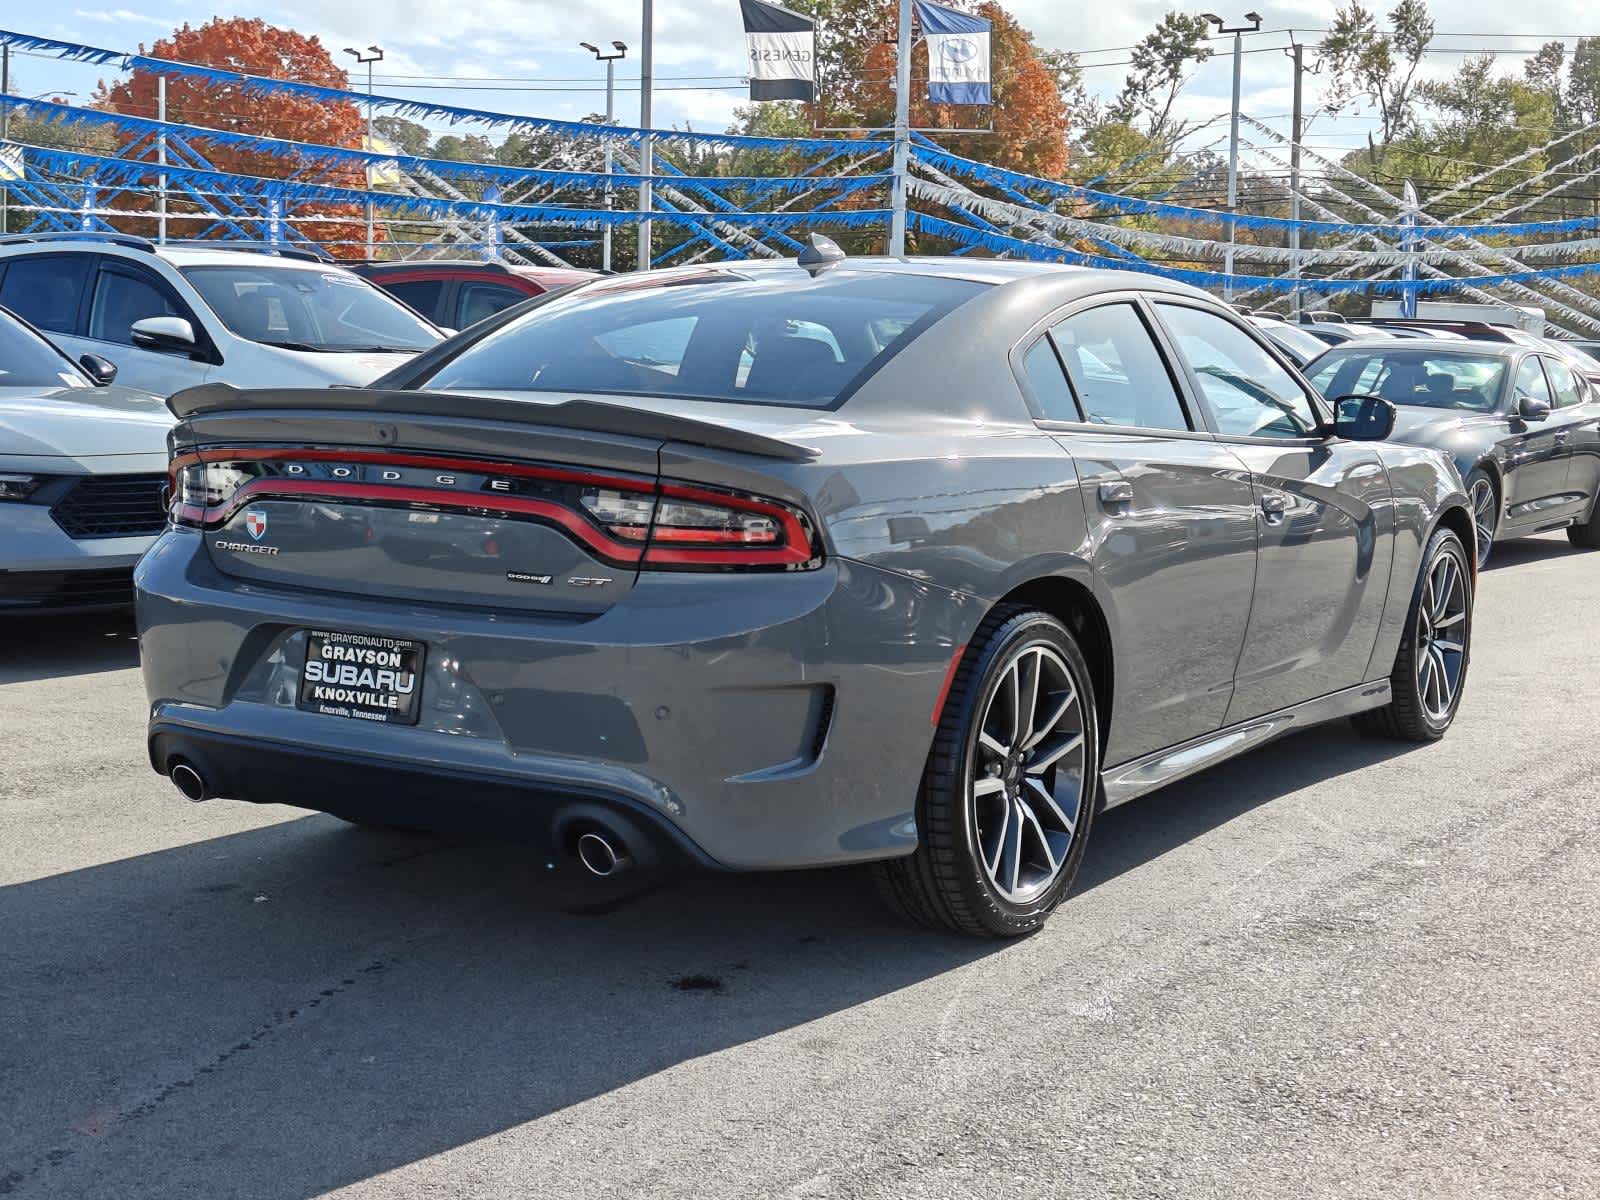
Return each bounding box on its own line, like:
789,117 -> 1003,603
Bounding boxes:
172,385 -> 820,616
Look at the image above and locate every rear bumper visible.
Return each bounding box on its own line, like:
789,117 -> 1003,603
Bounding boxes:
137,529 -> 983,869
149,724 -> 718,868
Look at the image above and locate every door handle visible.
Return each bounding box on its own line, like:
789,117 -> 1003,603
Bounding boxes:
1554,429 -> 1572,443
1098,480 -> 1134,506
1260,492 -> 1290,523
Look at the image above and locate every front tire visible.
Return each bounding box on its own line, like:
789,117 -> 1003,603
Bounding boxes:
1354,526 -> 1472,742
874,607 -> 1100,938
1465,468 -> 1497,568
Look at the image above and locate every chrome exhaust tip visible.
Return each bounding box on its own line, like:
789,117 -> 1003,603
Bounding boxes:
575,830 -> 631,877
169,761 -> 209,803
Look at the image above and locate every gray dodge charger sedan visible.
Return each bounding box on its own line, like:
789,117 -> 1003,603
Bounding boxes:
137,248 -> 1477,936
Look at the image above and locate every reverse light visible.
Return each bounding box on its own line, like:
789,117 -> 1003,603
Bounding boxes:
0,473 -> 45,501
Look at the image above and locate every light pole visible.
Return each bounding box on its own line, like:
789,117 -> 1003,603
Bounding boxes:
1202,12 -> 1261,301
638,0 -> 654,271
343,44 -> 384,258
581,39 -> 628,273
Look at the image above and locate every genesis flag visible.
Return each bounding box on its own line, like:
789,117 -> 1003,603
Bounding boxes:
741,0 -> 815,102
915,1 -> 991,106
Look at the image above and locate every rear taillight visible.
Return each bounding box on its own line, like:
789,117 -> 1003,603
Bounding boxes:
169,449 -> 819,571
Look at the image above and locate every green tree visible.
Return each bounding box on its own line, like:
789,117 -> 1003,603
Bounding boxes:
1109,12 -> 1214,145
372,116 -> 431,157
1319,0 -> 1435,156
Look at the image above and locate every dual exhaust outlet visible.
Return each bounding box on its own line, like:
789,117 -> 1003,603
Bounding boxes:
165,757 -> 633,878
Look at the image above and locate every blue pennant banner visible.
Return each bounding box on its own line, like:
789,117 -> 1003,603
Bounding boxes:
0,29 -> 889,155
912,143 -> 1600,240
6,98 -> 890,199
911,213 -> 1600,294
18,143 -> 893,234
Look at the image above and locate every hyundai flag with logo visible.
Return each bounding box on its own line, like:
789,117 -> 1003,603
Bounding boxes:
915,0 -> 992,106
741,0 -> 816,102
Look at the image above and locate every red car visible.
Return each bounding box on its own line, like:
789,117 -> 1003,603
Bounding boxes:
354,260 -> 596,331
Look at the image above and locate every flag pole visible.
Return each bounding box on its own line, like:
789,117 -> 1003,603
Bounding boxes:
889,0 -> 912,257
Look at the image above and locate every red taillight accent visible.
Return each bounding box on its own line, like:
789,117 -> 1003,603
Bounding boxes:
170,448 -> 820,572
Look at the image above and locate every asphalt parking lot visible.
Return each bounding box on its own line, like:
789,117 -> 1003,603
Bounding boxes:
2,532 -> 1597,1199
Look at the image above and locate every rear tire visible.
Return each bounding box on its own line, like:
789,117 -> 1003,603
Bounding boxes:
1567,497 -> 1600,548
1354,526 -> 1472,742
874,607 -> 1100,938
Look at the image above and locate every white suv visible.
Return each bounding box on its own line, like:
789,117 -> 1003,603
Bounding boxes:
0,235 -> 444,398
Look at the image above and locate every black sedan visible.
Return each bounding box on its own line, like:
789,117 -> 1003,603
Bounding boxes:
1308,338 -> 1600,566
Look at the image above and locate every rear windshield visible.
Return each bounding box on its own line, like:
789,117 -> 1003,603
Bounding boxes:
420,268 -> 987,409
1309,348 -> 1509,412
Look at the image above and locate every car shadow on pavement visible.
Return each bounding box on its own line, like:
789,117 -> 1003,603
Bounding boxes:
3,716 -> 1421,1199
0,612 -> 139,685
1481,535 -> 1584,571
1077,720 -> 1414,894
0,815 -> 998,1199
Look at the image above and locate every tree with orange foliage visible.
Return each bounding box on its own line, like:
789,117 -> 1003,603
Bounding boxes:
94,18 -> 371,255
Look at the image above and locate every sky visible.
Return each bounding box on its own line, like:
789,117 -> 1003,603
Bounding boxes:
8,0 -> 1600,164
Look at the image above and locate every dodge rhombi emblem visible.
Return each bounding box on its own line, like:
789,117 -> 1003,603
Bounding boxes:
244,510 -> 268,541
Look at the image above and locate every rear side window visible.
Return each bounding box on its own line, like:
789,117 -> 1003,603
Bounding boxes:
384,279 -> 446,321
0,254 -> 91,334
89,267 -> 183,345
1021,338 -> 1080,421
457,282 -> 527,328
1052,303 -> 1190,431
422,269 -> 986,409
1156,303 -> 1320,439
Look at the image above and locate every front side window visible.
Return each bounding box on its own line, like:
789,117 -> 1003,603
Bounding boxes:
1310,349 -> 1510,414
89,268 -> 183,346
1513,356 -> 1553,407
1051,303 -> 1189,431
0,311 -> 90,389
422,269 -> 986,409
182,265 -> 439,353
0,255 -> 91,334
1543,358 -> 1583,408
1157,304 -> 1320,438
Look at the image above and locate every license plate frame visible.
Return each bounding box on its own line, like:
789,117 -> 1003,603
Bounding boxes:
296,630 -> 426,726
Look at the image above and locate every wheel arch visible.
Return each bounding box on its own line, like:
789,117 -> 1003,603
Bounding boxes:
1432,501 -> 1477,580
987,575 -> 1114,754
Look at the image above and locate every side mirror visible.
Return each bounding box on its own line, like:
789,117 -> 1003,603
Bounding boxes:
1331,394 -> 1397,441
130,316 -> 198,356
78,353 -> 118,385
1516,390 -> 1552,422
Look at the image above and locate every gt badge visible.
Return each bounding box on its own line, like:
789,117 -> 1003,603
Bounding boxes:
245,510 -> 268,541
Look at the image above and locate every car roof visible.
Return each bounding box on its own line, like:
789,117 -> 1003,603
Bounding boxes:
1315,337 -> 1523,358
0,237 -> 347,272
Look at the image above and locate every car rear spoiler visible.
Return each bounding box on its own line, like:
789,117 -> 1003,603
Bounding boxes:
168,384 -> 821,462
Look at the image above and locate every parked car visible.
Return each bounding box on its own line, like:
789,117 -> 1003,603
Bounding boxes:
1307,338 -> 1600,567
0,305 -> 171,613
1363,318 -> 1600,387
0,233 -> 443,397
354,260 -> 597,331
138,248 -> 1477,937
1247,315 -> 1340,366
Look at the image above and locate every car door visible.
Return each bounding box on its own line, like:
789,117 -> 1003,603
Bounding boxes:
1499,354 -> 1571,531
0,252 -> 94,346
74,259 -> 215,397
1150,300 -> 1394,724
1539,356 -> 1600,520
1020,297 -> 1260,767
